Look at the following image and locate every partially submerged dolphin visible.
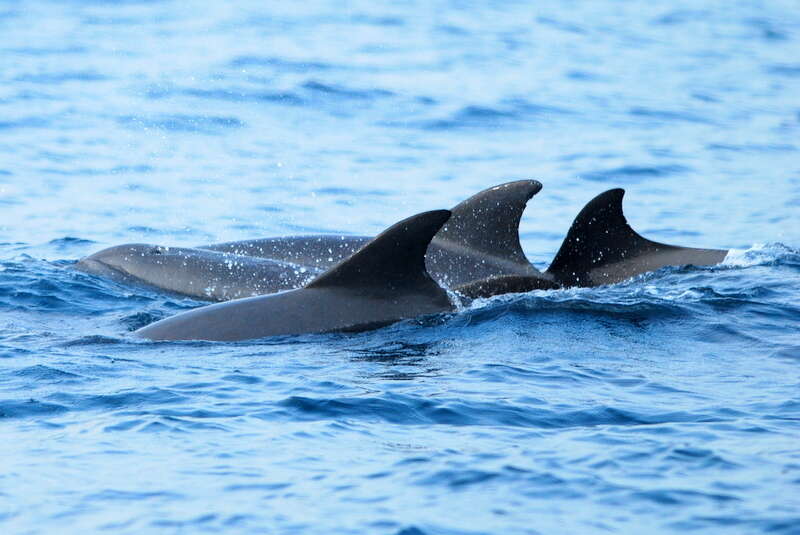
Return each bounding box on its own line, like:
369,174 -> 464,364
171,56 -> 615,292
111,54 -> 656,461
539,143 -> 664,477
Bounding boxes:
455,188 -> 728,298
200,180 -> 543,287
78,183 -> 728,305
544,188 -> 727,287
133,187 -> 730,341
75,244 -> 318,301
135,210 -> 455,341
76,180 -> 542,300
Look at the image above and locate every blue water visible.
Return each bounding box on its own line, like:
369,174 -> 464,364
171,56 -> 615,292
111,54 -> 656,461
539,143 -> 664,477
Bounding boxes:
2,1 -> 800,533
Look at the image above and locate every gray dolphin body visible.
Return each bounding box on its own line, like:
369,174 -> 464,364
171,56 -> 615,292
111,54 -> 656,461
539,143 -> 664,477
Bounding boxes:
75,245 -> 319,301
544,188 -> 727,287
201,179 -> 543,288
77,182 -> 729,307
76,181 -> 542,300
135,211 -> 455,341
454,188 -> 728,299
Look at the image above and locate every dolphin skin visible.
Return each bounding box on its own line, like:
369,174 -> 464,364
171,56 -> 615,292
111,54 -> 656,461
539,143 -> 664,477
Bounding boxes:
78,183 -> 729,307
76,180 -> 543,300
201,179 -> 544,287
75,244 -> 320,301
544,188 -> 728,287
135,210 -> 455,341
453,188 -> 728,299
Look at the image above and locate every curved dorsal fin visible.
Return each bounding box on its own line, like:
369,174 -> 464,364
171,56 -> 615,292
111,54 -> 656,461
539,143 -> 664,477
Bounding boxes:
307,210 -> 451,291
427,180 -> 543,286
546,189 -> 728,287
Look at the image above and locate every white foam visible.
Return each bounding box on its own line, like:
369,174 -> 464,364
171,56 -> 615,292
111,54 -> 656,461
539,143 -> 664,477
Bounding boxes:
722,243 -> 796,268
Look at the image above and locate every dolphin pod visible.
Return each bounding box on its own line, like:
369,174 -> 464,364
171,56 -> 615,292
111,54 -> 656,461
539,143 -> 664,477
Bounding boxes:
76,180 -> 543,300
135,210 -> 455,341
72,182 -> 729,341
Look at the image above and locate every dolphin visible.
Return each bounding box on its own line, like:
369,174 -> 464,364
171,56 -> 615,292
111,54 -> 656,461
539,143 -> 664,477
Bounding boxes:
544,188 -> 728,287
453,188 -> 728,299
78,183 -> 729,305
74,244 -> 321,301
199,179 -> 543,288
76,180 -> 543,299
133,189 -> 730,342
135,210 -> 455,341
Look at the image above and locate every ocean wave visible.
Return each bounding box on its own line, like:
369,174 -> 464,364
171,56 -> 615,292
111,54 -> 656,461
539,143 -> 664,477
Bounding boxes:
722,243 -> 800,268
401,100 -> 570,130
117,114 -> 244,134
2,1 -> 800,532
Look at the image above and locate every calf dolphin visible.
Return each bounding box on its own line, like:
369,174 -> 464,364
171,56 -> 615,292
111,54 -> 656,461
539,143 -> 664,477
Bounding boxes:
135,210 -> 454,341
76,180 -> 543,299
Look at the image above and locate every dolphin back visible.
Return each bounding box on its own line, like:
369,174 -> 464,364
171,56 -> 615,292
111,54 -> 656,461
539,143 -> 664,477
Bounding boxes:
546,189 -> 728,287
426,180 -> 543,287
135,210 -> 455,341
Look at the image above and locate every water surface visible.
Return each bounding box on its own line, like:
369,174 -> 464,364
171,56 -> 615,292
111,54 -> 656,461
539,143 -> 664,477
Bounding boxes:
1,1 -> 800,534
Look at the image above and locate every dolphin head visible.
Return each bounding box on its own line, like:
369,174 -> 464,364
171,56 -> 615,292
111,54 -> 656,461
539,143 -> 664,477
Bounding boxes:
74,243 -> 183,284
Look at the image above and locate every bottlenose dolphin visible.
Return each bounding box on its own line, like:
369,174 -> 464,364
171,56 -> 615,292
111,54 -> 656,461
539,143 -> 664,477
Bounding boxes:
75,244 -> 319,301
453,188 -> 728,299
544,188 -> 727,287
200,180 -> 543,288
132,189 -> 730,341
135,210 -> 454,341
76,180 -> 542,299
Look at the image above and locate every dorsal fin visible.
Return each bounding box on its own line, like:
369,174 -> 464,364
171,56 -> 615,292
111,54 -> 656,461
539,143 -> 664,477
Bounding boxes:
426,180 -> 543,286
546,189 -> 728,287
307,210 -> 452,291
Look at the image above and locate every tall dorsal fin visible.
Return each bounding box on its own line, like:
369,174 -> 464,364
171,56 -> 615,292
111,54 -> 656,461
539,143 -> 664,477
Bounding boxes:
546,189 -> 728,287
307,210 -> 452,291
426,180 -> 543,286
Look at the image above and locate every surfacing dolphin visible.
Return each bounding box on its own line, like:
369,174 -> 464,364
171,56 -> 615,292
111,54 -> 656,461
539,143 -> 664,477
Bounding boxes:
75,244 -> 319,301
76,180 -> 542,300
545,188 -> 727,287
78,183 -> 729,304
135,210 -> 455,341
454,188 -> 728,299
199,179 -> 545,287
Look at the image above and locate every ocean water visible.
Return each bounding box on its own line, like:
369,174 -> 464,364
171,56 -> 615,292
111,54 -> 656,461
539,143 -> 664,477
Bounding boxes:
2,1 -> 800,533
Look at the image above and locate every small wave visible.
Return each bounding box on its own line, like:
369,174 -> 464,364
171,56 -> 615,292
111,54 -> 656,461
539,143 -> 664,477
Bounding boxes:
14,71 -> 107,84
59,334 -> 130,347
146,81 -> 394,109
722,243 -> 799,268
175,87 -> 305,106
302,80 -> 394,100
228,55 -> 334,71
0,116 -> 50,130
580,164 -> 690,183
767,64 -> 800,77
273,394 -> 725,429
47,237 -> 95,247
46,388 -> 188,411
707,142 -> 797,153
628,106 -> 713,124
12,365 -> 82,381
406,99 -> 569,130
0,399 -> 69,419
463,290 -> 690,326
117,114 -> 244,134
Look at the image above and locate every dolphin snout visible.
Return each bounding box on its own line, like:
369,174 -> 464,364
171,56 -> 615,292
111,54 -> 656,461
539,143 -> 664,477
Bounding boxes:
73,244 -> 155,278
